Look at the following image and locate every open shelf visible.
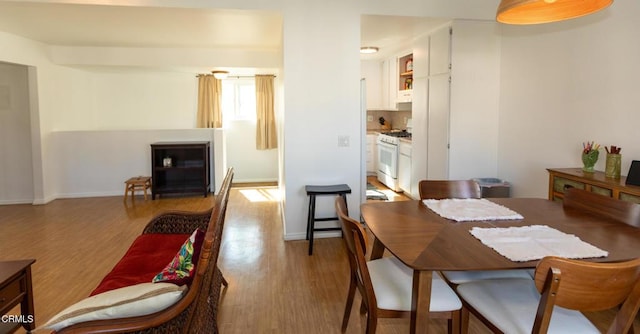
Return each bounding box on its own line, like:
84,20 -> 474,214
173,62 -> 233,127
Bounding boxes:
151,141 -> 211,199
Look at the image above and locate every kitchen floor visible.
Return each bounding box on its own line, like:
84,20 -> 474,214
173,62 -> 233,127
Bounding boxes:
367,175 -> 412,202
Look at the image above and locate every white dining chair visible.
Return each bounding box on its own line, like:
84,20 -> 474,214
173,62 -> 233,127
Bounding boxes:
456,256 -> 640,334
336,196 -> 462,334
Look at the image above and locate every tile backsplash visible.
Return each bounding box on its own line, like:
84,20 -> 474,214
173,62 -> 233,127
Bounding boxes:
367,109 -> 411,131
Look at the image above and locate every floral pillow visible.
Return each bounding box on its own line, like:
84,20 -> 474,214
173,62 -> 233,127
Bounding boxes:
152,229 -> 205,285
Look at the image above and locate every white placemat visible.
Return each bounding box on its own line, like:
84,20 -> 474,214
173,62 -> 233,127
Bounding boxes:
422,198 -> 524,222
469,225 -> 609,262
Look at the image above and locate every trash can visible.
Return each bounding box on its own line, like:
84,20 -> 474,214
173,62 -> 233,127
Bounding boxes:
472,178 -> 511,198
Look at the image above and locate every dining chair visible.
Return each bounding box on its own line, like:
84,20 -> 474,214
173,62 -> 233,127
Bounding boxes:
335,196 -> 462,334
418,180 -> 482,200
456,256 -> 640,334
562,187 -> 640,228
418,179 -> 534,284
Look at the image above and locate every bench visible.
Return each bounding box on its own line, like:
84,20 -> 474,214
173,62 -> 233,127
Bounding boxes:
43,168 -> 234,333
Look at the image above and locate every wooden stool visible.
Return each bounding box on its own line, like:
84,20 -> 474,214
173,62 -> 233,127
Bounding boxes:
124,176 -> 151,202
305,184 -> 351,255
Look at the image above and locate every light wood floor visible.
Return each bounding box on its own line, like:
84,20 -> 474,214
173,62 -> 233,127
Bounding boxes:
0,186 -> 631,333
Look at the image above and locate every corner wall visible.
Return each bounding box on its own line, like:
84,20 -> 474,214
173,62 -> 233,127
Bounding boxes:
497,1 -> 640,197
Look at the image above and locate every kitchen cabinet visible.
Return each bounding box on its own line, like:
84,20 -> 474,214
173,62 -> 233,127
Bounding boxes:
429,26 -> 451,75
361,60 -> 383,110
381,57 -> 398,110
362,57 -> 401,110
399,140 -> 412,193
397,53 -> 413,103
547,168 -> 640,204
366,134 -> 377,175
424,20 -> 500,180
410,35 -> 429,199
427,74 -> 450,179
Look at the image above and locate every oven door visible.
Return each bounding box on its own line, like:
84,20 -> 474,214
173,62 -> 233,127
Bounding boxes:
377,140 -> 398,179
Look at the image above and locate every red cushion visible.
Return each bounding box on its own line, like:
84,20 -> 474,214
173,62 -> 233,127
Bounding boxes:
90,234 -> 190,296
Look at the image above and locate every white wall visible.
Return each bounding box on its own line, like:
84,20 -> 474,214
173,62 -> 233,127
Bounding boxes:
0,62 -> 33,204
57,70 -> 198,130
0,31 -> 81,204
225,120 -> 278,183
497,1 -> 640,198
50,129 -> 218,198
282,1 -> 362,239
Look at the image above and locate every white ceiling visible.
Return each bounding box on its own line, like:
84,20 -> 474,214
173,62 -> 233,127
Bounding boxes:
0,1 -> 450,61
0,2 -> 283,49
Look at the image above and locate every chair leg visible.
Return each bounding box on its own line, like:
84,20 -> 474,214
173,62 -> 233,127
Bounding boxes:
342,277 -> 357,332
449,309 -> 461,334
308,194 -> 316,255
365,309 -> 377,334
221,274 -> 228,287
460,307 -> 470,334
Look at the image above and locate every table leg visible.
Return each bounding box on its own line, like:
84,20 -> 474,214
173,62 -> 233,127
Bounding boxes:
22,265 -> 35,331
370,237 -> 385,260
410,270 -> 432,334
123,184 -> 129,201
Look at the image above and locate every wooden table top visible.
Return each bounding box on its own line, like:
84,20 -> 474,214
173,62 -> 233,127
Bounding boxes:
0,259 -> 35,284
361,198 -> 640,271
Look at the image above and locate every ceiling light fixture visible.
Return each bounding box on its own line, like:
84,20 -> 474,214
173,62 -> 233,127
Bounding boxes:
496,0 -> 613,25
212,70 -> 229,79
360,46 -> 379,54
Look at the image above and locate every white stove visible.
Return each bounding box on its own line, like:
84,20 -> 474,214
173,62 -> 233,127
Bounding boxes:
376,131 -> 411,192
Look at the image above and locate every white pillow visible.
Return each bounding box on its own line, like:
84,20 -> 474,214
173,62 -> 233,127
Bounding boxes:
41,282 -> 187,331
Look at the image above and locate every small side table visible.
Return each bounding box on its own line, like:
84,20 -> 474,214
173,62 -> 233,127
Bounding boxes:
0,259 -> 36,333
124,176 -> 152,202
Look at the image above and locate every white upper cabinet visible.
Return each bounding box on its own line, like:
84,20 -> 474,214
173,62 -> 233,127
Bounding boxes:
361,60 -> 383,110
396,52 -> 413,103
382,57 -> 398,110
425,20 -> 501,180
429,26 -> 451,76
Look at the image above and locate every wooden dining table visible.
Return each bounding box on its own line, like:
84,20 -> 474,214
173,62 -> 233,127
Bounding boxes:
360,198 -> 640,334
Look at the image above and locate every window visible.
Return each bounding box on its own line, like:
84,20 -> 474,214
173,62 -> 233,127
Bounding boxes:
222,79 -> 256,124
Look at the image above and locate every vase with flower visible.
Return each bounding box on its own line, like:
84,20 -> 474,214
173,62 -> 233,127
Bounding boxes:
581,141 -> 600,173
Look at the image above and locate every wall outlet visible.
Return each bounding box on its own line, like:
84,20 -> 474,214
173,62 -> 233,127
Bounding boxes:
367,115 -> 373,122
338,135 -> 350,147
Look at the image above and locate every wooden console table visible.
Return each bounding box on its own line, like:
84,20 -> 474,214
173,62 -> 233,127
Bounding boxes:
547,168 -> 640,204
0,259 -> 36,333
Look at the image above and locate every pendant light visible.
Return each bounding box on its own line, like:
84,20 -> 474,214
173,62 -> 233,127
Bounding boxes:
496,0 -> 613,25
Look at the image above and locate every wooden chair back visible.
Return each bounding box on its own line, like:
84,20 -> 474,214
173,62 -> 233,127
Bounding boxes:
335,196 -> 377,325
532,256 -> 640,334
418,180 -> 481,200
563,187 -> 640,228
